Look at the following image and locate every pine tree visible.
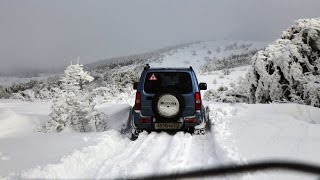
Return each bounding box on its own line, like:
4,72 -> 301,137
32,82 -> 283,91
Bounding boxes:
45,63 -> 106,132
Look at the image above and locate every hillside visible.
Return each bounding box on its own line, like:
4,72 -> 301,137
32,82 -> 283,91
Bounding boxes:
0,40 -> 266,102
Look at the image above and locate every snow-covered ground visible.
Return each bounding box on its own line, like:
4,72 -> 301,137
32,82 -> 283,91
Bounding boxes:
1,40 -> 320,179
208,102 -> 320,180
1,100 -> 320,179
0,100 -> 132,178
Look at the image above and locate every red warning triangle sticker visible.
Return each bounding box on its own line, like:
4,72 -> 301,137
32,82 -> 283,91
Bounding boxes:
149,73 -> 157,80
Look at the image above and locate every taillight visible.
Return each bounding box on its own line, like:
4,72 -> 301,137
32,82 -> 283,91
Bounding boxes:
139,118 -> 150,123
185,118 -> 197,123
134,92 -> 141,110
195,92 -> 201,111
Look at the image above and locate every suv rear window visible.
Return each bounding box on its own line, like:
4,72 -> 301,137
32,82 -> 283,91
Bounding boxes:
144,72 -> 193,94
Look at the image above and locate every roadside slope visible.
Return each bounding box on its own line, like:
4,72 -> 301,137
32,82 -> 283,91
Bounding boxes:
208,103 -> 320,180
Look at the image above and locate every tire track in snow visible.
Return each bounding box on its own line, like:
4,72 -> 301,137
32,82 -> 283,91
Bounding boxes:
157,132 -> 194,173
97,132 -> 173,179
97,131 -> 221,179
96,132 -> 158,178
15,123 -> 223,179
157,132 -> 219,173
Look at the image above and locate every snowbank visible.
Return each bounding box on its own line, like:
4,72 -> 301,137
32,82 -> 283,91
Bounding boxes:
96,103 -> 132,133
18,130 -> 130,179
0,100 -> 132,177
0,108 -> 35,138
0,100 -> 51,138
209,103 -> 320,179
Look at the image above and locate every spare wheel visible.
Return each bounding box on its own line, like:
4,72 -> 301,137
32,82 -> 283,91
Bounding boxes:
152,90 -> 185,121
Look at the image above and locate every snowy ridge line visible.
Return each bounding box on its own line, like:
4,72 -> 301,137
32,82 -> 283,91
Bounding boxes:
85,41 -> 196,70
149,40 -> 266,75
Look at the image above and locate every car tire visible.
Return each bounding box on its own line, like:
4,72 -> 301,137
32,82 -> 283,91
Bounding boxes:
152,89 -> 185,122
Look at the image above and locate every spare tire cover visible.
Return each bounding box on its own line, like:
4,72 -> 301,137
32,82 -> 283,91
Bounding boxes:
157,94 -> 180,118
152,89 -> 185,120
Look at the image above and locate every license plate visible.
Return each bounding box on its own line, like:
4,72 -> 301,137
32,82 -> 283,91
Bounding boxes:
154,123 -> 182,130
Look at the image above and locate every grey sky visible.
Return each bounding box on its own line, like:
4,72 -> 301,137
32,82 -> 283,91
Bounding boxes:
0,0 -> 319,72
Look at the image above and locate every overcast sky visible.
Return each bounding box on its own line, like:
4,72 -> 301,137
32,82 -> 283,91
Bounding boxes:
0,0 -> 319,72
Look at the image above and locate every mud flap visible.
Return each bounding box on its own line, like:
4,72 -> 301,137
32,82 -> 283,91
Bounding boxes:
205,106 -> 211,132
193,106 -> 210,135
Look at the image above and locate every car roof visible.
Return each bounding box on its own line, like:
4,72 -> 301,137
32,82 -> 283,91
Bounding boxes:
144,67 -> 194,72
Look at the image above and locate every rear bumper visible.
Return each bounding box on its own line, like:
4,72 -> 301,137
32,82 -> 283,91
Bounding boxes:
131,110 -> 206,131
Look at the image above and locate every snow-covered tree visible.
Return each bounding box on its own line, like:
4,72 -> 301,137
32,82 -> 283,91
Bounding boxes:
247,18 -> 320,107
45,63 -> 106,132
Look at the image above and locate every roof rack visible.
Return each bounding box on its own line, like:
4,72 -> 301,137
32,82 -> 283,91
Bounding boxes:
189,66 -> 193,70
144,64 -> 150,70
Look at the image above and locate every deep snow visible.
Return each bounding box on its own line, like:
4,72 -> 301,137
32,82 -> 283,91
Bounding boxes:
0,100 -> 132,178
208,102 -> 320,180
1,100 -> 320,179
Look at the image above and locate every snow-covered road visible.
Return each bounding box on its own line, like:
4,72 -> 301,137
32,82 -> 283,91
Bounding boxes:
16,130 -> 219,179
97,131 -> 218,179
1,100 -> 320,179
0,101 -> 222,179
